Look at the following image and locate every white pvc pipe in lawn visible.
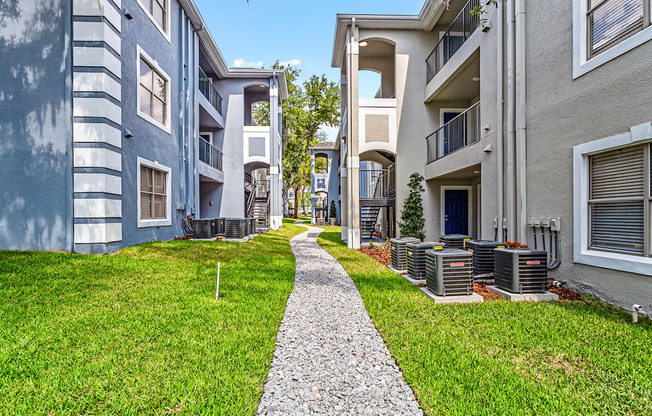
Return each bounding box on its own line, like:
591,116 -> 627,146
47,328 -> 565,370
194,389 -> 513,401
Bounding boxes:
216,262 -> 220,300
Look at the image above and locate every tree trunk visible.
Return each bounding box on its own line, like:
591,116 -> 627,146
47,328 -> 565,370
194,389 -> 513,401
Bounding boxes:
293,185 -> 300,219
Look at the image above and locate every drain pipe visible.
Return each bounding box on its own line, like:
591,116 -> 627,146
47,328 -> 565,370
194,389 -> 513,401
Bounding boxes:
496,0 -> 505,243
515,0 -> 528,243
506,0 -> 516,242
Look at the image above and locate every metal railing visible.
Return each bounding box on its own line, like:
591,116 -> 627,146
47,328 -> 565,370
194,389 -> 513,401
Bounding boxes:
425,0 -> 481,84
199,66 -> 223,114
360,166 -> 395,199
199,136 -> 223,171
426,102 -> 480,163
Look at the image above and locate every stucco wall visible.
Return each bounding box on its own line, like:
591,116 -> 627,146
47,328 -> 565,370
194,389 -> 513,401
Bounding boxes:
119,0 -> 192,246
0,0 -> 73,251
524,0 -> 652,310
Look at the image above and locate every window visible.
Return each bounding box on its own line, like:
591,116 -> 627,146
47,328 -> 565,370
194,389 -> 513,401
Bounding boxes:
589,145 -> 648,254
138,158 -> 171,227
588,0 -> 649,58
574,0 -> 652,77
136,0 -> 170,40
137,47 -> 171,132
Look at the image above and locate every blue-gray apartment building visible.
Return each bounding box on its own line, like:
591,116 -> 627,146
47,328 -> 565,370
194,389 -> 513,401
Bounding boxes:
0,0 -> 287,254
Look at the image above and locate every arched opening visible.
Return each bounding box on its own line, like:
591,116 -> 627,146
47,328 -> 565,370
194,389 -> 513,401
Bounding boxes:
314,153 -> 329,174
359,151 -> 397,242
359,39 -> 396,99
314,191 -> 329,224
244,84 -> 270,126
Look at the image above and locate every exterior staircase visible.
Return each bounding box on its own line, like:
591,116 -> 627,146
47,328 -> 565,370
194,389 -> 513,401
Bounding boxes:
253,197 -> 269,226
361,206 -> 381,239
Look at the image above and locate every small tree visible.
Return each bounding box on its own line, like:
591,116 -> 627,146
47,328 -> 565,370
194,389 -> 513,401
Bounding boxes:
399,173 -> 426,240
329,200 -> 337,223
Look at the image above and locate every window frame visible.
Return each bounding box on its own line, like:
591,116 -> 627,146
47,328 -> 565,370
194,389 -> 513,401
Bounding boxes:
573,124 -> 652,275
136,46 -> 171,134
137,157 -> 172,228
573,0 -> 652,78
136,0 -> 171,43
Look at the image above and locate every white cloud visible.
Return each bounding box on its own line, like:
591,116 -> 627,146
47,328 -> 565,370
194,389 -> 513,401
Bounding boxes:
280,59 -> 301,67
233,59 -> 264,68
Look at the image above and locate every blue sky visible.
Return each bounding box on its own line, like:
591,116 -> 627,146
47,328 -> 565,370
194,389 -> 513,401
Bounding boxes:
194,0 -> 425,139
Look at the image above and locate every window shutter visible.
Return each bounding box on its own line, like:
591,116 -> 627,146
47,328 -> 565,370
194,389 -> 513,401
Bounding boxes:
590,146 -> 645,254
589,0 -> 644,55
590,146 -> 645,199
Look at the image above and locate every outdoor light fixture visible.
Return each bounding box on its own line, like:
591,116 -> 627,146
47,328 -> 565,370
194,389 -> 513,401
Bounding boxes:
359,41 -> 368,47
473,77 -> 481,82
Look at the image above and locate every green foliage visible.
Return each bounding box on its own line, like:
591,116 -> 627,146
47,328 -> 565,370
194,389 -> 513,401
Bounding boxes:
329,200 -> 337,221
318,227 -> 652,416
398,173 -> 426,240
253,62 -> 340,218
0,220 -> 306,414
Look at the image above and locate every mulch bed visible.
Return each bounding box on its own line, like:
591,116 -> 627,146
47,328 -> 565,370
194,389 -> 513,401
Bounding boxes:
547,282 -> 583,300
474,282 -> 501,301
358,246 -> 391,266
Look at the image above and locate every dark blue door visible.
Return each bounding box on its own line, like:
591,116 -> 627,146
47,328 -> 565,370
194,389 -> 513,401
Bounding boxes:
445,189 -> 468,235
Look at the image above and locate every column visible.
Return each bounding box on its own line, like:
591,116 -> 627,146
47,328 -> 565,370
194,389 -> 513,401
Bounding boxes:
269,78 -> 282,230
72,0 -> 123,254
346,23 -> 360,249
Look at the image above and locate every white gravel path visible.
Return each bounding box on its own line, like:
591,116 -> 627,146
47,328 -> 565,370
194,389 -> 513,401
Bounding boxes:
257,223 -> 423,416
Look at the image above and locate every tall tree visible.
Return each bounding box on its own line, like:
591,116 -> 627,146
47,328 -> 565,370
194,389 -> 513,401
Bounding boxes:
253,62 -> 340,218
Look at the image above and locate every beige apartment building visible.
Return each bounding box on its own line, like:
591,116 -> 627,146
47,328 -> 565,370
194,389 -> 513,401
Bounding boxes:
332,0 -> 652,312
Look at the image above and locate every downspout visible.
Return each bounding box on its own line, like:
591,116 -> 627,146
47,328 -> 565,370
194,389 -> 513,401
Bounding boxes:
178,11 -> 186,216
506,0 -> 516,242
496,0 -> 505,243
515,0 -> 528,242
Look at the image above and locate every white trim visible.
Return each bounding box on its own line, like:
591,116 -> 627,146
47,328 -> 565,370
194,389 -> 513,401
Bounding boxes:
573,0 -> 652,78
74,147 -> 122,171
440,186 -> 473,236
135,0 -> 171,43
72,21 -> 121,55
137,156 -> 172,228
74,198 -> 122,219
74,173 -> 122,195
136,45 -> 172,134
199,131 -> 213,144
573,123 -> 652,276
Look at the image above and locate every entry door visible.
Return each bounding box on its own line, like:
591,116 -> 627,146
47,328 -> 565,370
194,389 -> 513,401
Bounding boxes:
444,189 -> 469,235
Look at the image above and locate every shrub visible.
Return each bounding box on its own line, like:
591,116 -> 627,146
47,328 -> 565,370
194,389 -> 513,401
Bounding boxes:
399,173 -> 426,240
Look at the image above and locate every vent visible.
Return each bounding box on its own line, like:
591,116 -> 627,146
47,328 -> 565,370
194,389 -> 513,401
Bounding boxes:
425,249 -> 474,297
407,242 -> 443,279
194,219 -> 216,239
225,218 -> 247,239
465,240 -> 503,276
494,249 -> 548,294
390,237 -> 421,270
439,234 -> 471,249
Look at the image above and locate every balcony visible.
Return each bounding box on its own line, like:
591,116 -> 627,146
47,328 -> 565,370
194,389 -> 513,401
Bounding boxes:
199,67 -> 222,115
360,166 -> 395,206
426,102 -> 480,164
199,136 -> 223,171
425,0 -> 480,85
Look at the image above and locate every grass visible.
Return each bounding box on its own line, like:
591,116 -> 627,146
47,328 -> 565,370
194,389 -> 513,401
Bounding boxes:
317,227 -> 652,416
0,219 -> 305,415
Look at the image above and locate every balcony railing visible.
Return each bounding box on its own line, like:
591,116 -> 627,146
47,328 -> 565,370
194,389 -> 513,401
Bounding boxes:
360,166 -> 395,199
425,0 -> 481,84
199,136 -> 223,171
199,67 -> 223,115
426,102 -> 480,163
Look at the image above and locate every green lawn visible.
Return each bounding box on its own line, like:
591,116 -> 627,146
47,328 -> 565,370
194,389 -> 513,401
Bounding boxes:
317,227 -> 652,416
0,219 -> 305,415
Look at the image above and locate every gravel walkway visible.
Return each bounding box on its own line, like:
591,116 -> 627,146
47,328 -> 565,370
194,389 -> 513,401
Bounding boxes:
257,223 -> 423,415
